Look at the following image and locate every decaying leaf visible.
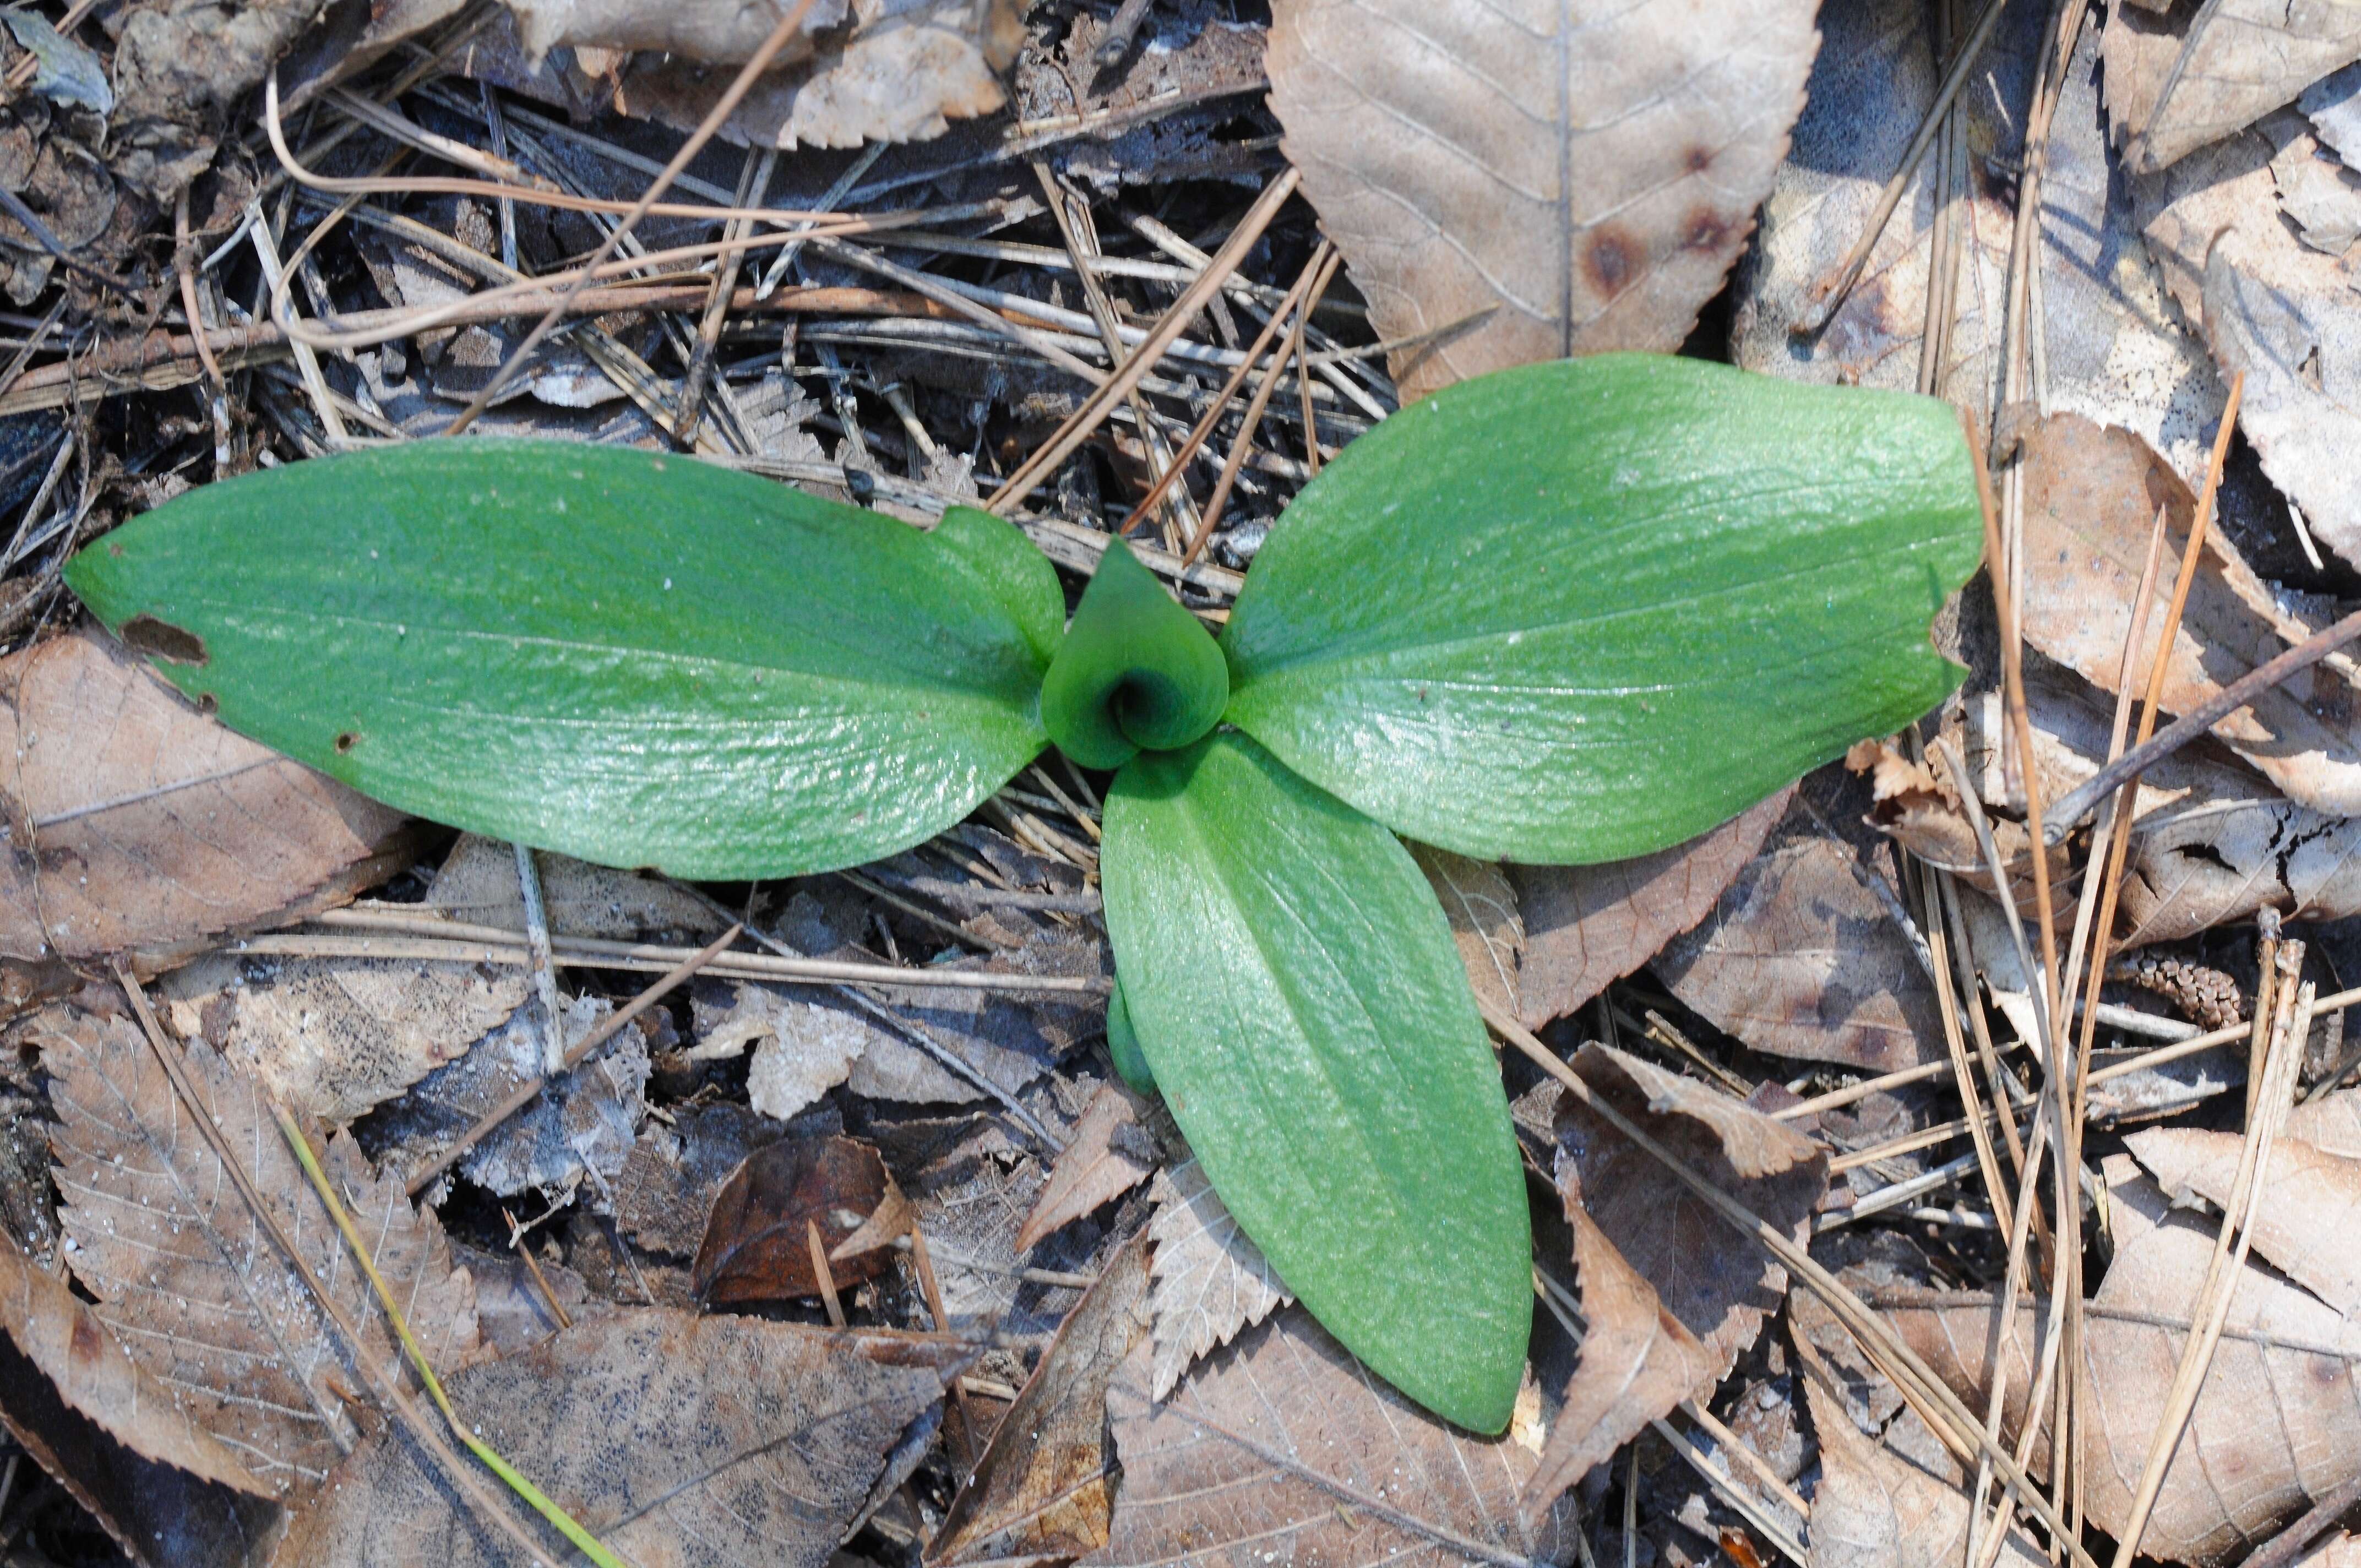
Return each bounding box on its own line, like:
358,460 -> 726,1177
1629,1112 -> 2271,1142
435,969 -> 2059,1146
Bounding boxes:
276,1309 -> 959,1567
1557,1044 -> 1828,1373
1015,1084 -> 1156,1251
2306,61 -> 2361,160
614,1102 -> 788,1258
1266,0 -> 1819,399
1408,841 -> 1525,1022
2104,0 -> 2361,173
502,0 -> 844,63
694,981 -> 871,1120
1653,783 -> 1942,1072
692,1135 -> 898,1306
2128,1125 -> 2361,1314
0,1230 -> 264,1496
108,0 -> 332,200
1524,1207 -> 1717,1513
1800,1369 -> 2043,1568
1514,788 -> 1792,1030
1890,1164 -> 2361,1567
1144,1156 -> 1291,1402
1091,1306 -> 1577,1568
41,1005 -> 480,1498
425,832 -> 721,941
2014,409 -> 2361,814
0,630 -> 412,970
2141,111 -> 2361,567
931,1233 -> 1150,1567
158,954 -> 529,1125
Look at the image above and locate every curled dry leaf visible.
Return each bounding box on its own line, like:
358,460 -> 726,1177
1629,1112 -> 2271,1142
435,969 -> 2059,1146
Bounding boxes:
1522,1206 -> 1717,1514
1739,6 -> 2225,473
2128,1126 -> 2361,1314
160,954 -> 529,1125
1511,788 -> 1792,1032
2103,0 -> 2361,173
1653,781 -> 1942,1072
1412,843 -> 1525,1022
930,1233 -> 1151,1568
276,1309 -> 960,1568
1800,1369 -> 2044,1568
1265,0 -> 1819,400
692,1135 -> 898,1306
1015,1083 -> 1156,1251
1089,1306 -> 1577,1568
2141,111 -> 2361,567
1144,1156 -> 1291,1401
2014,409 -> 2361,814
1850,739 -> 2063,907
40,1005 -> 480,1498
1888,1164 -> 2361,1567
1555,1044 -> 1829,1374
0,630 -> 411,971
0,1230 -> 264,1496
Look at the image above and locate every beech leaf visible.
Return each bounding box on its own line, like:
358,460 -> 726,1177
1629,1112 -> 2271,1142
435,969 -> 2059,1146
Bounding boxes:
1143,1157 -> 1291,1402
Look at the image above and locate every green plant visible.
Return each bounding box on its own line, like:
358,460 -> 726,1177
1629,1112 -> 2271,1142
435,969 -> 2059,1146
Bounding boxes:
65,352 -> 1982,1433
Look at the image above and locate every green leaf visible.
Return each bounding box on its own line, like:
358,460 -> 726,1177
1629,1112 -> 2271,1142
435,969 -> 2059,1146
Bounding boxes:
1220,353 -> 1983,863
1103,974 -> 1157,1097
1038,537 -> 1228,769
64,442 -> 1064,879
1102,731 -> 1530,1431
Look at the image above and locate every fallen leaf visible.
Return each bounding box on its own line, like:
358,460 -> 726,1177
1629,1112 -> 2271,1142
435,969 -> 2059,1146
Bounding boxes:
613,1102 -> 788,1257
1412,842 -> 1525,1022
501,0 -> 845,63
1265,0 -> 1819,399
693,981 -> 870,1120
2103,0 -> 2361,173
275,1308 -> 959,1567
2288,1087 -> 2361,1156
931,1233 -> 1150,1567
1738,4 -> 2229,475
2305,61 -> 2361,161
1143,1156 -> 1291,1401
0,630 -> 412,970
692,1135 -> 897,1306
40,1005 -> 480,1498
1513,788 -> 1791,1030
1014,1084 -> 1156,1251
0,1230 -> 264,1496
1523,1206 -> 1718,1513
2303,1539 -> 2361,1568
2127,1126 -> 2361,1313
1091,1305 -> 1575,1567
450,1240 -> 602,1358
1653,781 -> 1943,1072
1890,1164 -> 2361,1566
159,954 -> 529,1125
2014,409 -> 2361,814
109,0 -> 339,200
2140,111 -> 2361,568
2272,133 -> 2361,249
353,993 -> 647,1201
425,832 -> 722,941
902,1115 -> 1070,1337
1800,1366 -> 2043,1568
1557,1044 -> 1829,1373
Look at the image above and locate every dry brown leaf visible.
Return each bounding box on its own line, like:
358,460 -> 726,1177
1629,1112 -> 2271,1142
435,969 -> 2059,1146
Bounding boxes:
1512,788 -> 1791,1031
693,981 -> 871,1120
613,1102 -> 786,1258
931,1233 -> 1150,1567
1558,1044 -> 1828,1373
1653,787 -> 1942,1072
1889,1166 -> 2361,1567
40,1005 -> 480,1499
1015,1084 -> 1156,1252
2017,409 -> 2361,813
1144,1156 -> 1291,1401
1524,1207 -> 1718,1513
2104,0 -> 2361,173
1739,7 -> 2227,474
0,1230 -> 264,1496
692,1135 -> 896,1306
425,832 -> 721,941
159,954 -> 529,1125
0,630 -> 411,970
2287,1087 -> 2361,1157
2128,1126 -> 2361,1314
2303,1539 -> 2361,1568
2141,111 -> 2361,566
277,1309 -> 958,1567
1090,1306 -> 1577,1568
1412,842 -> 1524,1023
1800,1369 -> 2043,1568
2307,62 -> 2361,159
603,0 -> 1024,150
1265,0 -> 1818,400
502,0 -> 842,63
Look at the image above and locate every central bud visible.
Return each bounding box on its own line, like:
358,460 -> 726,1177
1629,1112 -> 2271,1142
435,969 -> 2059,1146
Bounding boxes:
1039,537 -> 1229,769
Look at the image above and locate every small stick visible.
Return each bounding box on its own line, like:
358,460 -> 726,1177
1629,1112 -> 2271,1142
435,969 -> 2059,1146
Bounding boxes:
1093,0 -> 1155,66
512,843 -> 565,1075
502,1208 -> 573,1332
1182,245 -> 1339,565
405,923 -> 742,1196
907,1219 -> 978,1466
806,1219 -> 847,1327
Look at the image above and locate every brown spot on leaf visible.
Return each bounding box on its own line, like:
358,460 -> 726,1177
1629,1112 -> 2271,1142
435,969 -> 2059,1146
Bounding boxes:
1683,206 -> 1735,252
69,1305 -> 104,1363
333,731 -> 358,754
1584,228 -> 1641,299
1685,144 -> 1714,173
119,614 -> 206,666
